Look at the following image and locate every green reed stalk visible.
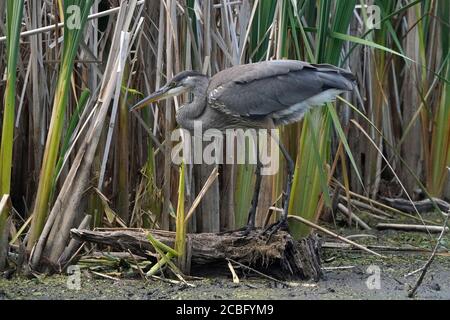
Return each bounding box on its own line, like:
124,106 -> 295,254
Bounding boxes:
28,0 -> 93,250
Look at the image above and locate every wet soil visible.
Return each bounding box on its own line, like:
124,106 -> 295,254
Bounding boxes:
1,207 -> 449,300
1,239 -> 449,300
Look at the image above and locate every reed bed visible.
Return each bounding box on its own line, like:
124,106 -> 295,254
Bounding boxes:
0,0 -> 448,271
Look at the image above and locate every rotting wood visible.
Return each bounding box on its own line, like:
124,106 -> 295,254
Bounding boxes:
70,228 -> 322,280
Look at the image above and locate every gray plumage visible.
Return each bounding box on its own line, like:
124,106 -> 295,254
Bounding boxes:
208,60 -> 354,124
150,60 -> 355,131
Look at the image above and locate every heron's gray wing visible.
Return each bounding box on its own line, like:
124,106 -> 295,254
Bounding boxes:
207,60 -> 354,119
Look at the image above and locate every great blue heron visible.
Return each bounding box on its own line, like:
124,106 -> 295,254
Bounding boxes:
131,59 -> 355,235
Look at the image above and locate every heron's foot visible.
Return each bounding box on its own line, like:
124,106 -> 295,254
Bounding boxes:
218,227 -> 245,235
262,218 -> 289,242
218,224 -> 255,237
237,224 -> 254,237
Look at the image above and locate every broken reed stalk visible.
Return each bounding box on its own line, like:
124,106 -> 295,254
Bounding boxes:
147,235 -> 175,276
0,0 -> 146,43
146,232 -> 177,276
337,203 -> 371,230
149,164 -> 218,274
0,195 -> 12,270
376,223 -> 449,233
9,215 -> 32,245
146,232 -> 178,256
184,166 -> 219,223
408,212 -> 450,298
338,195 -> 393,219
332,181 -> 431,223
322,242 -> 437,253
175,162 -> 187,271
147,232 -> 188,284
287,215 -> 384,258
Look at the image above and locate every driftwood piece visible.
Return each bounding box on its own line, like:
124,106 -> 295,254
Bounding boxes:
380,197 -> 450,213
70,228 -> 322,280
376,223 -> 449,233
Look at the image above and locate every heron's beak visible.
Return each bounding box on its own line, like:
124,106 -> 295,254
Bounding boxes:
130,84 -> 187,111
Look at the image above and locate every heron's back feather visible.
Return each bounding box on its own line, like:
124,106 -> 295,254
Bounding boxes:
207,60 -> 354,126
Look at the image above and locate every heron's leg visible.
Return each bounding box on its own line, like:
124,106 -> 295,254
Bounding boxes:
279,140 -> 294,226
264,135 -> 293,235
219,135 -> 261,236
239,134 -> 261,235
245,155 -> 262,232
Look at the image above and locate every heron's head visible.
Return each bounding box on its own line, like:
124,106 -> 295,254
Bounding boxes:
131,70 -> 206,111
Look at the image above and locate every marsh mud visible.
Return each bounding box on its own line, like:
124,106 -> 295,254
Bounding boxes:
1,242 -> 449,300
2,217 -> 450,300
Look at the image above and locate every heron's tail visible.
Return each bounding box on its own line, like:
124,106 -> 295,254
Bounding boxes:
311,63 -> 356,91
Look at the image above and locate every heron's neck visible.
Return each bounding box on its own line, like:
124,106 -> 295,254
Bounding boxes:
176,78 -> 208,131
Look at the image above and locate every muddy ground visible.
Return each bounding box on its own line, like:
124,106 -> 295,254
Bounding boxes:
1,229 -> 449,300
1,208 -> 449,301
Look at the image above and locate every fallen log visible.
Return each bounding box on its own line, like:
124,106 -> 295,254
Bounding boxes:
70,228 -> 322,280
376,223 -> 449,233
380,197 -> 450,214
